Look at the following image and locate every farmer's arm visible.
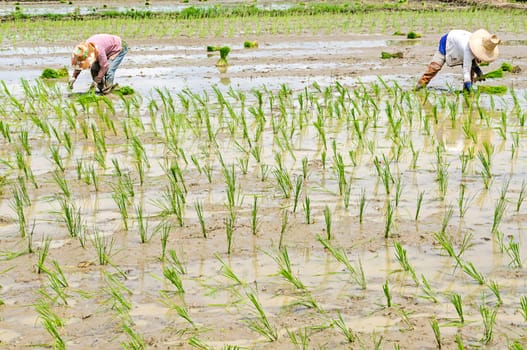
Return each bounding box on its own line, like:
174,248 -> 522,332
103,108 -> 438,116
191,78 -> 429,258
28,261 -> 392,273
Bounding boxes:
72,69 -> 82,79
472,59 -> 484,78
462,47 -> 474,91
94,51 -> 109,83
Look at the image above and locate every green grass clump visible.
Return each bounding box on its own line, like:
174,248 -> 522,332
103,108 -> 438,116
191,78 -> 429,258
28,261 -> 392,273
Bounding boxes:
478,85 -> 507,94
244,41 -> 258,48
381,51 -> 403,59
206,45 -> 221,52
406,31 -> 421,39
216,46 -> 231,67
41,67 -> 69,79
393,31 -> 405,36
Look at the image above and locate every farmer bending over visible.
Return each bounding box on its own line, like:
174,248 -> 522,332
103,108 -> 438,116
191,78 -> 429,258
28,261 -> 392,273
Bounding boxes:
69,34 -> 128,94
415,29 -> 500,92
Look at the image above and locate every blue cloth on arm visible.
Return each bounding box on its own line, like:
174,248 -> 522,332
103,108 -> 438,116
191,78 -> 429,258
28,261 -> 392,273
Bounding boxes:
438,33 -> 448,55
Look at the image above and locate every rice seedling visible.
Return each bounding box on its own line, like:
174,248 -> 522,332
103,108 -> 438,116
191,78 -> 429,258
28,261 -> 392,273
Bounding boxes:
516,180 -> 527,212
245,292 -> 278,342
53,170 -> 71,198
121,322 -> 146,350
58,197 -> 83,238
509,340 -> 524,350
194,201 -> 207,238
287,327 -> 309,349
225,215 -> 234,255
332,311 -> 356,343
216,254 -> 245,286
433,231 -> 461,267
478,142 -> 494,189
303,195 -> 311,224
272,247 -> 305,290
92,230 -> 114,265
394,177 -> 403,207
373,155 -> 393,195
419,275 -> 438,303
324,205 -> 331,240
166,249 -> 185,275
279,209 -> 288,249
384,200 -> 394,238
506,241 -> 523,269
440,205 -> 454,235
104,272 -> 132,317
449,293 -> 464,324
430,318 -> 441,349
18,129 -> 30,156
135,204 -> 150,243
333,151 -> 346,196
382,280 -> 392,308
358,188 -> 366,224
461,261 -> 486,285
34,298 -> 65,350
49,144 -> 65,173
292,175 -> 303,213
157,222 -> 171,261
46,260 -> 69,305
188,337 -> 210,350
393,242 -> 418,285
414,191 -> 424,221
457,183 -> 473,218
163,264 -> 185,294
10,185 -> 28,238
434,147 -> 449,200
520,296 -> 527,321
492,195 -> 507,235
486,279 -> 503,306
251,196 -> 260,236
130,135 -> 150,186
112,189 -> 130,231
274,167 -> 293,199
36,236 -> 51,274
480,305 -> 497,344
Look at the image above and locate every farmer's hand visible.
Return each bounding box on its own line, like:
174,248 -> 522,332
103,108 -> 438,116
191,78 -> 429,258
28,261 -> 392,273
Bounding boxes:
68,78 -> 76,89
94,76 -> 102,84
475,74 -> 486,82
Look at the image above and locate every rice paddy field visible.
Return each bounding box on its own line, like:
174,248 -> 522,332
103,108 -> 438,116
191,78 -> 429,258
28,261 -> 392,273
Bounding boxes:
2,0 -> 527,348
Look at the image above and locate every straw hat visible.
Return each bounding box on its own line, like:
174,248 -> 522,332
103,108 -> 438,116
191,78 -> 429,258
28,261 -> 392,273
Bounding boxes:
469,29 -> 500,63
71,42 -> 97,70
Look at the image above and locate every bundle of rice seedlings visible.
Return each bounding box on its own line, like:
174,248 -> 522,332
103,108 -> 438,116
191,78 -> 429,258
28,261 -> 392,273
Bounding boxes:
406,31 -> 421,39
41,67 -> 69,79
113,86 -> 135,96
244,41 -> 258,48
216,46 -> 231,67
477,85 -> 507,94
381,51 -> 403,59
206,46 -> 222,52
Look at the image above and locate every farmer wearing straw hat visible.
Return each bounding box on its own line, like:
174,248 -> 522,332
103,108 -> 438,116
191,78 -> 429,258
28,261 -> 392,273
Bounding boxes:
69,34 -> 128,94
415,29 -> 500,92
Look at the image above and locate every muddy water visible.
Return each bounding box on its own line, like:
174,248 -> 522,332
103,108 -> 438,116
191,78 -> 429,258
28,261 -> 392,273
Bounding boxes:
1,32 -> 527,348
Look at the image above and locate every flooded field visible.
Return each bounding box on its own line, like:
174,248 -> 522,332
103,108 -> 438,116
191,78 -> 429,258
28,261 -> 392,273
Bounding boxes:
1,2 -> 527,349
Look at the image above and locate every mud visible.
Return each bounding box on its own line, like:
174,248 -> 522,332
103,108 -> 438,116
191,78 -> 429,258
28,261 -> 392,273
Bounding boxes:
1,5 -> 527,350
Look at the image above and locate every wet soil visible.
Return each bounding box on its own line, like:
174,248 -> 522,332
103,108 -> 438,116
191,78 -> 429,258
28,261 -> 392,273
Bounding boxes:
1,5 -> 527,350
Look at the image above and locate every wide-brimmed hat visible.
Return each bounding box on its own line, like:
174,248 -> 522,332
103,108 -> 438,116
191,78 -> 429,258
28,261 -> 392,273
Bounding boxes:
71,42 -> 97,70
469,29 -> 500,63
